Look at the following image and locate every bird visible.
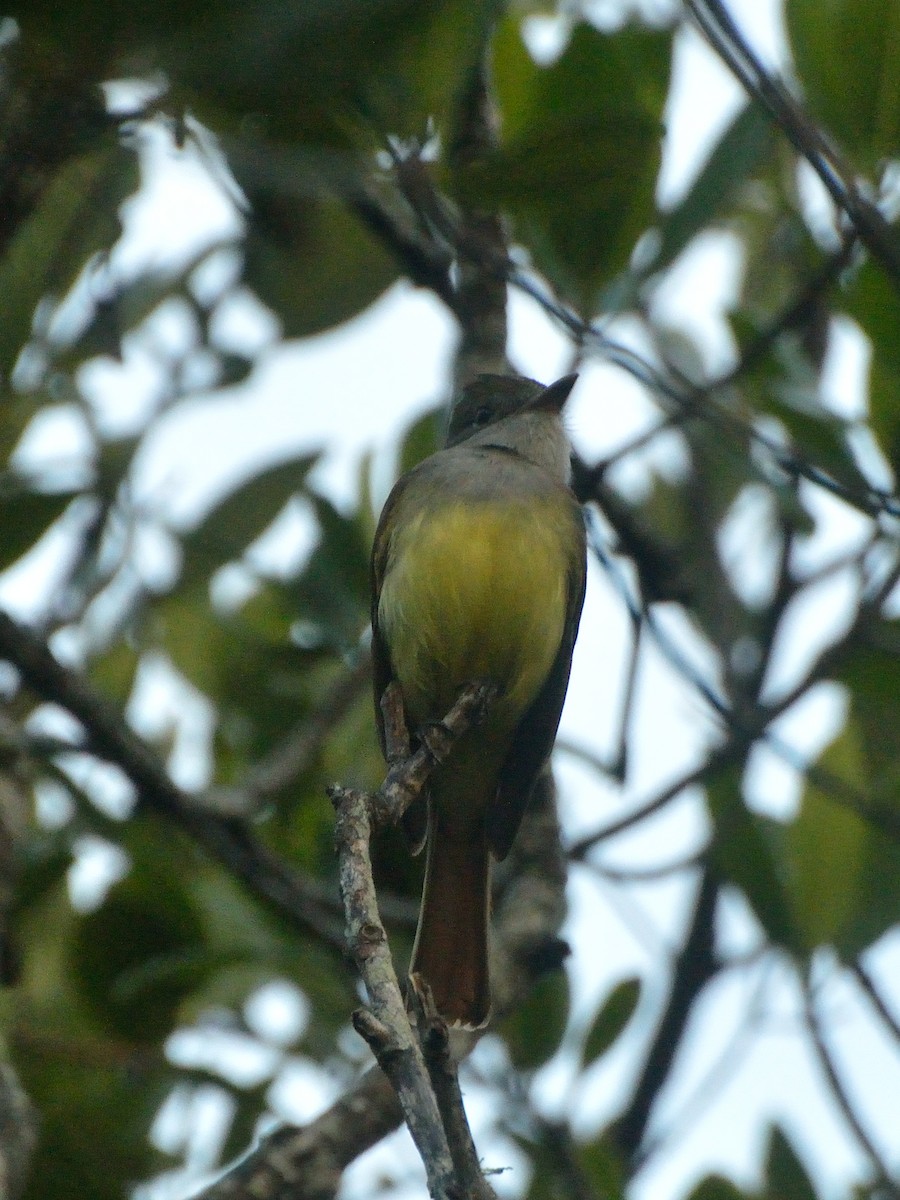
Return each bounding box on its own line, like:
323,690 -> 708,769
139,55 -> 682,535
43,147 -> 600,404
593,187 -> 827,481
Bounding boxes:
370,373 -> 586,1027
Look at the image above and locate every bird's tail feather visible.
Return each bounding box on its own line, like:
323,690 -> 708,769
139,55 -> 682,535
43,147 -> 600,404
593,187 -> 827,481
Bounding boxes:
409,816 -> 491,1029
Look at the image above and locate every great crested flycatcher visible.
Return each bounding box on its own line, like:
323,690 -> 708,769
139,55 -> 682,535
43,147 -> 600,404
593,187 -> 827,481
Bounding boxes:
370,373 -> 586,1028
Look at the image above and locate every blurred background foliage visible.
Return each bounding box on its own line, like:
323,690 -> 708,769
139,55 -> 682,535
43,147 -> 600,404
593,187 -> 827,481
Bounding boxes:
0,0 -> 898,1198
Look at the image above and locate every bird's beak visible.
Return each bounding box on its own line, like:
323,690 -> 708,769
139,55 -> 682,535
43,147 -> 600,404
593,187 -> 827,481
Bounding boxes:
526,373 -> 578,414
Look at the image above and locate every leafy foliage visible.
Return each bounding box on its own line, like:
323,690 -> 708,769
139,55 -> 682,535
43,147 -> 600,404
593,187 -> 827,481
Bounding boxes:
0,2 -> 898,1199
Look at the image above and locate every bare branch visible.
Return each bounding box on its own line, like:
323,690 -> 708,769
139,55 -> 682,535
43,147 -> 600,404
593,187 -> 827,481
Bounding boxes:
567,755 -> 719,860
852,961 -> 900,1045
417,999 -> 498,1200
196,1067 -> 400,1200
350,184 -> 457,308
330,778 -> 456,1200
532,1121 -> 607,1200
0,1061 -> 36,1200
522,270 -> 900,521
709,236 -> 857,392
327,681 -> 499,1199
374,680 -> 498,826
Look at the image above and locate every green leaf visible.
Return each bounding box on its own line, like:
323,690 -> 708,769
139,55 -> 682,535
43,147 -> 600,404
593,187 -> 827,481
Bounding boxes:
786,719 -> 900,956
576,1136 -> 626,1200
397,404 -> 444,475
179,451 -> 319,584
72,850 -> 207,1041
471,19 -> 671,309
501,971 -> 569,1070
763,1124 -> 818,1200
837,618 -> 900,788
19,0 -> 497,145
760,391 -> 874,501
12,868 -> 177,1200
237,177 -> 401,338
12,838 -> 73,917
0,392 -> 43,466
686,1176 -> 751,1200
189,0 -> 496,143
787,0 -> 900,169
87,640 -> 140,705
151,587 -> 231,695
220,1081 -> 273,1163
17,1046 -> 176,1200
51,247 -> 218,374
707,770 -> 799,951
291,491 -> 371,648
0,485 -> 79,570
0,141 -> 138,379
843,259 -> 900,472
581,976 -> 641,1066
652,101 -> 774,273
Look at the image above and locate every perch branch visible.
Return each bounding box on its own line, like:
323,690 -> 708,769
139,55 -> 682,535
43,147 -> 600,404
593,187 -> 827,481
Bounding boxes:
327,680 -> 498,1199
196,731 -> 571,1200
416,993 -> 498,1200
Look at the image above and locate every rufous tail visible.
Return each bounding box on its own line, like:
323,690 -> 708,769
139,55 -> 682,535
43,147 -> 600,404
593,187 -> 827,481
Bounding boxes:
409,817 -> 491,1029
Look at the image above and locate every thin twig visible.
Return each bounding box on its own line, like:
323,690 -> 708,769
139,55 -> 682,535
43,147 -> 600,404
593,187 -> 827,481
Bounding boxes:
610,869 -> 719,1165
805,978 -> 899,1197
374,680 -> 498,826
710,236 -> 857,392
685,0 -> 900,291
583,514 -> 900,848
590,850 -> 707,883
852,961 -> 900,1044
446,52 -> 510,385
417,998 -> 498,1200
514,268 -> 900,521
634,949 -> 773,1171
567,754 -> 719,859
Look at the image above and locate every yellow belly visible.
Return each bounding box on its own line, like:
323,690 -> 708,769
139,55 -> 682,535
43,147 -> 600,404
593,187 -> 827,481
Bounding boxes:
378,497 -> 569,732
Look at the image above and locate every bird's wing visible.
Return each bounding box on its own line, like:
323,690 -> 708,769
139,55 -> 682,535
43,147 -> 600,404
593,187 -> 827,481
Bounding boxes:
370,470 -> 430,855
486,498 -> 587,861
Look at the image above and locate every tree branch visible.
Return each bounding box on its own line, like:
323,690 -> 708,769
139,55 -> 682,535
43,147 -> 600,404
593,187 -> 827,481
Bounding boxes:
610,869 -> 719,1165
193,747 -> 572,1200
685,0 -> 900,291
852,961 -> 900,1044
327,681 -> 498,1199
446,51 -> 510,385
331,780 -> 457,1200
0,609 -> 347,950
805,978 -> 899,1198
195,1067 -> 400,1200
418,1003 -> 497,1200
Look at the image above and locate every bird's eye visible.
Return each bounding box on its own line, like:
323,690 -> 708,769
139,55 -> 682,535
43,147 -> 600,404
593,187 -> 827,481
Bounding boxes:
473,406 -> 491,427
